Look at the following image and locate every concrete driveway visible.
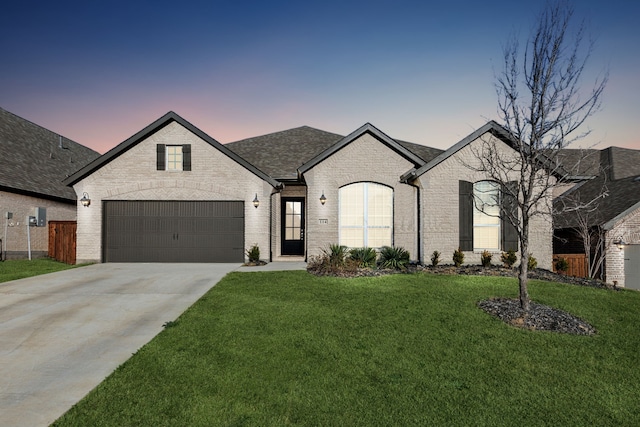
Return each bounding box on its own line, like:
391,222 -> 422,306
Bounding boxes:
0,262 -> 240,427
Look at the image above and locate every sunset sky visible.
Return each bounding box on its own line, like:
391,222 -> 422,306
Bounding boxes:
2,0 -> 638,154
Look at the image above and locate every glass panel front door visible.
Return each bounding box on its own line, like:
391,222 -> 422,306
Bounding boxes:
282,198 -> 304,255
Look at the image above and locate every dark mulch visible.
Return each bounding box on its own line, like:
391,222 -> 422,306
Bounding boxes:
307,263 -> 608,335
478,298 -> 597,335
421,264 -> 613,289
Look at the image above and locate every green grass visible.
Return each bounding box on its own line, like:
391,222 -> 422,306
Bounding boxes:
0,258 -> 78,283
54,272 -> 640,426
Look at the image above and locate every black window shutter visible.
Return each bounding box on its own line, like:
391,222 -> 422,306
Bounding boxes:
182,144 -> 191,171
502,181 -> 519,251
156,144 -> 166,170
459,180 -> 474,251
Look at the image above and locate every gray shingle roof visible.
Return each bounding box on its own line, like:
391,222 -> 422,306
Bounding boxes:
554,146 -> 640,229
226,126 -> 343,180
555,148 -> 601,177
0,107 -> 100,202
226,125 -> 443,180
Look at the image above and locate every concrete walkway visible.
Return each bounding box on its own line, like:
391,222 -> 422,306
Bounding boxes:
0,263 -> 241,427
235,261 -> 307,272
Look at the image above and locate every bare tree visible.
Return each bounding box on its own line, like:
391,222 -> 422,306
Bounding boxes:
472,1 -> 607,311
554,172 -> 609,280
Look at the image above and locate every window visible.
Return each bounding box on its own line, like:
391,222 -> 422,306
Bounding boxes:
459,180 -> 518,252
473,181 -> 501,250
339,182 -> 393,248
166,146 -> 183,171
156,144 -> 191,171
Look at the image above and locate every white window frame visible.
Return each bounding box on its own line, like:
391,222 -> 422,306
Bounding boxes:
339,182 -> 393,248
166,145 -> 183,171
473,180 -> 501,251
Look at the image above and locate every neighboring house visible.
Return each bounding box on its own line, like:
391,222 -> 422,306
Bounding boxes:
64,111 -> 553,269
0,107 -> 100,259
554,147 -> 640,288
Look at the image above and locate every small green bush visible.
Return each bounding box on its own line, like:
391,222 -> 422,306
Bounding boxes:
327,244 -> 348,267
501,249 -> 517,268
379,246 -> 410,270
453,248 -> 464,267
480,250 -> 492,267
246,244 -> 260,263
555,257 -> 569,273
431,250 -> 441,267
349,247 -> 377,268
528,254 -> 538,270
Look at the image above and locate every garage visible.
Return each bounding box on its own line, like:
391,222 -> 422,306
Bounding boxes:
103,201 -> 244,263
624,245 -> 640,290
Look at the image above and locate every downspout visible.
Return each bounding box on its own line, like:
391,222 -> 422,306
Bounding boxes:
269,192 -> 273,262
403,172 -> 422,264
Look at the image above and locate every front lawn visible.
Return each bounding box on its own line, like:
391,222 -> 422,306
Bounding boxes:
54,272 -> 640,426
0,258 -> 77,283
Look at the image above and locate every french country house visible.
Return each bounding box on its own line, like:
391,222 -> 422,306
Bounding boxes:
64,111 -> 554,269
0,107 -> 99,259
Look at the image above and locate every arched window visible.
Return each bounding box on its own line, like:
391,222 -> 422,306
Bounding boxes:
339,182 -> 393,248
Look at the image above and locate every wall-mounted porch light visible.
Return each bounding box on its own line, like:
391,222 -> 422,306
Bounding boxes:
80,192 -> 91,207
253,194 -> 260,208
613,237 -> 626,250
320,192 -> 327,205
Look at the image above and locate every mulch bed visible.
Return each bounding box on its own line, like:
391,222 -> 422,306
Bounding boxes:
478,298 -> 597,335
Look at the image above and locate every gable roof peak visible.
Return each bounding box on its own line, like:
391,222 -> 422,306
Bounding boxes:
298,122 -> 426,175
64,111 -> 280,188
404,120 -> 513,181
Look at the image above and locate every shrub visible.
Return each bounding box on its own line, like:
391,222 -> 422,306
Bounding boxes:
555,257 -> 569,273
453,248 -> 464,267
246,244 -> 260,263
528,254 -> 538,270
326,244 -> 348,268
349,247 -> 377,268
431,250 -> 441,267
379,246 -> 410,270
307,244 -> 357,276
501,249 -> 517,268
480,250 -> 492,267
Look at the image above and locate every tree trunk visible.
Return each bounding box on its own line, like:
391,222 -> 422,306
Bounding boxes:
519,248 -> 530,312
519,218 -> 530,312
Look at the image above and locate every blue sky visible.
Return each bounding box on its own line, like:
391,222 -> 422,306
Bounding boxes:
1,0 -> 638,153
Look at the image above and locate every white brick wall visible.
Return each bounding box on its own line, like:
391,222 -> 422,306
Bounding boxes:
605,205 -> 640,287
72,122 -> 273,263
417,134 -> 554,269
0,190 -> 76,258
303,133 -> 419,260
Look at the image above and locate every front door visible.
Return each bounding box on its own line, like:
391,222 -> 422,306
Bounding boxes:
281,198 -> 305,255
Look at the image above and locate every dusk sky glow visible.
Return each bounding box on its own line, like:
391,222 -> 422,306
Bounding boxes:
2,1 -> 638,154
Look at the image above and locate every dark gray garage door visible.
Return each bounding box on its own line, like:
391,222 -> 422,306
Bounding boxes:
103,201 -> 244,263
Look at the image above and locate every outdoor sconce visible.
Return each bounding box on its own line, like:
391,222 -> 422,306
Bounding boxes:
253,194 -> 260,208
80,192 -> 91,207
613,237 -> 626,250
320,192 -> 327,205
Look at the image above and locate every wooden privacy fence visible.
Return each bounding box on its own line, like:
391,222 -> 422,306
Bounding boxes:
553,253 -> 588,278
48,221 -> 76,264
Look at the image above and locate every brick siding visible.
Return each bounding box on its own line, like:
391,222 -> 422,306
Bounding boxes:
72,122 -> 273,263
417,134 -> 553,269
303,133 -> 418,260
605,205 -> 640,287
